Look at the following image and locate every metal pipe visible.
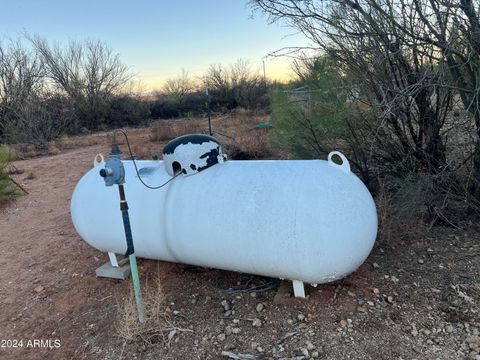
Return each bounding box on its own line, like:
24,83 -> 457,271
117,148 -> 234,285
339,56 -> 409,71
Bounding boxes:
118,186 -> 145,324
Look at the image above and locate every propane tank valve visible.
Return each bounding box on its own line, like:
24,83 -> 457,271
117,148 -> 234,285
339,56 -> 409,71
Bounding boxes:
100,142 -> 125,186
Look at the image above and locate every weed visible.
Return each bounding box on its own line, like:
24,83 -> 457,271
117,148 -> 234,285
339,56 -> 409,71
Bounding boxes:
117,277 -> 190,345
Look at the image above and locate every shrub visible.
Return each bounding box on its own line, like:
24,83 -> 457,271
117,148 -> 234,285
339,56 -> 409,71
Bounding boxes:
0,145 -> 19,200
150,97 -> 181,119
106,95 -> 151,128
269,57 -> 350,159
1,94 -> 75,149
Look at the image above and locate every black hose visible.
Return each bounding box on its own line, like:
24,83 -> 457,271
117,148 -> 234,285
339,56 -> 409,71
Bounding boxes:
113,129 -> 181,190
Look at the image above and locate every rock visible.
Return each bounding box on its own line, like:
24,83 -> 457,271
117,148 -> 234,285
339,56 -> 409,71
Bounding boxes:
256,303 -> 264,312
34,286 -> 44,293
467,335 -> 480,351
446,325 -> 454,333
418,259 -> 424,264
340,320 -> 348,327
250,292 -> 257,298
468,351 -> 479,360
372,288 -> 380,295
423,329 -> 431,336
225,326 -> 233,336
297,314 -> 306,321
252,318 -> 262,327
217,333 -> 226,341
221,300 -> 230,311
411,325 -> 418,337
287,319 -> 294,324
232,327 -> 241,334
373,262 -> 379,268
367,301 -> 375,307
225,310 -> 232,316
312,351 -> 320,358
306,341 -> 316,351
347,291 -> 356,297
256,346 -> 264,353
386,296 -> 394,304
467,335 -> 480,344
300,348 -> 309,357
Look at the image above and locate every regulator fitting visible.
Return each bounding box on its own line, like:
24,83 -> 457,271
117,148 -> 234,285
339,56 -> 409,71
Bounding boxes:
99,143 -> 125,186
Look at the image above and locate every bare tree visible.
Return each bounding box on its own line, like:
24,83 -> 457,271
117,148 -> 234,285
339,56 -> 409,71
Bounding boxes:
204,64 -> 230,97
28,35 -> 132,130
83,39 -> 131,97
163,69 -> 196,103
0,41 -> 58,146
29,36 -> 130,98
203,59 -> 265,109
0,40 -> 43,110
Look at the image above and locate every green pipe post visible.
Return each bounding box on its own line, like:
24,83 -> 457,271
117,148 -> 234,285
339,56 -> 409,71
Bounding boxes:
129,254 -> 145,324
118,184 -> 145,324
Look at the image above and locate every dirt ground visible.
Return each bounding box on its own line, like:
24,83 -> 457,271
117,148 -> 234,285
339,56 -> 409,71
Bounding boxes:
1,120 -> 480,360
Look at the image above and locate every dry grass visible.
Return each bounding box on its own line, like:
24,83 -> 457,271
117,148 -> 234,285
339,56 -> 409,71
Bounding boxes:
150,119 -> 206,142
375,181 -> 400,244
9,132 -> 111,160
375,178 -> 425,244
117,277 -> 190,345
8,113 -> 273,161
214,109 -> 273,160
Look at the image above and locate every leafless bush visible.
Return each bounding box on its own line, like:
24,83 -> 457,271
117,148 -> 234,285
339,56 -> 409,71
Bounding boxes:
2,94 -> 75,149
163,69 -> 197,103
203,59 -> 268,110
376,164 -> 480,240
117,278 -> 188,345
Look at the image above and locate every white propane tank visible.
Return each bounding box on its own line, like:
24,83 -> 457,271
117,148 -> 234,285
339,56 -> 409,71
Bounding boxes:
71,135 -> 377,288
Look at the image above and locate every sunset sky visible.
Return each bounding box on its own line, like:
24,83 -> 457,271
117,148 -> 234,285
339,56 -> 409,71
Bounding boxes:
0,0 -> 310,91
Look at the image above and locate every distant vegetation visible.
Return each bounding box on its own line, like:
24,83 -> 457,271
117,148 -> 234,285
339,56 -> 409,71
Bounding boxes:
0,36 -> 151,148
0,37 -> 269,148
151,61 -> 269,119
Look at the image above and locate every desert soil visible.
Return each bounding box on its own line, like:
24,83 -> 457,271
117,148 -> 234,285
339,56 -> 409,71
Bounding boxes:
1,126 -> 480,360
